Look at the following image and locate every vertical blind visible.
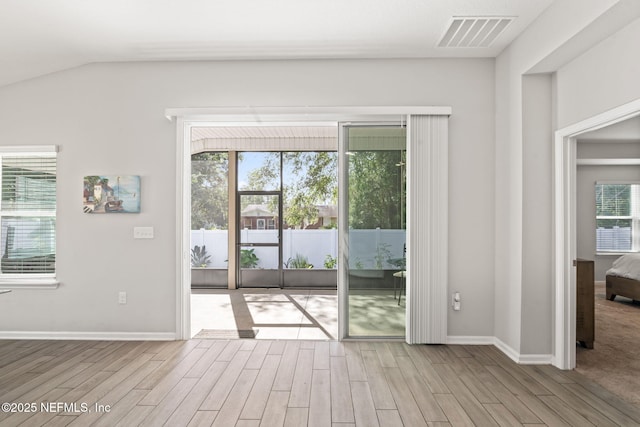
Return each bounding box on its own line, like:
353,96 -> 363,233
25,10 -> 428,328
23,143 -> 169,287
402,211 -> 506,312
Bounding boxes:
0,152 -> 56,274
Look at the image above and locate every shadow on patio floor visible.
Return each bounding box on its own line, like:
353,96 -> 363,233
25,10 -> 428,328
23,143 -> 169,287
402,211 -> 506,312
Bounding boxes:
191,288 -> 338,340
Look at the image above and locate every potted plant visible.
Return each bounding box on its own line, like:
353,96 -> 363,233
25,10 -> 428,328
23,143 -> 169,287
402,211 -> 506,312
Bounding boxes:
191,245 -> 211,268
190,245 -> 227,288
240,248 -> 259,268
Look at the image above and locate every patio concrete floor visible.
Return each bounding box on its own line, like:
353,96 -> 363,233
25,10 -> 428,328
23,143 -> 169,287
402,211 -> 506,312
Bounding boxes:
191,288 -> 405,340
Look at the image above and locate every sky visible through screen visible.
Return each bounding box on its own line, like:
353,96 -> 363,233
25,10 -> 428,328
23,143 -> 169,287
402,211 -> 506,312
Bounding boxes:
237,152 -> 336,204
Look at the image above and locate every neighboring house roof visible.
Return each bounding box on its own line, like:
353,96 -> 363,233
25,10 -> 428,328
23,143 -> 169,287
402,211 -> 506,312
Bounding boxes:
240,204 -> 338,218
241,204 -> 276,217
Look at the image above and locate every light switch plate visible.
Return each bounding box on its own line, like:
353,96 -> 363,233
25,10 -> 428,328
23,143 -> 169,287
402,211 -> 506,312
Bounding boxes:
133,226 -> 154,239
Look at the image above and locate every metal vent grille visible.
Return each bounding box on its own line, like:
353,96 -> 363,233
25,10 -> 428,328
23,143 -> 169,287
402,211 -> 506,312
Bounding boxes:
438,17 -> 514,48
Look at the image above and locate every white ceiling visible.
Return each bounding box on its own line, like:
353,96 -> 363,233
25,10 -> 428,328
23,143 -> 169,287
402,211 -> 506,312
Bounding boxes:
0,0 -> 555,88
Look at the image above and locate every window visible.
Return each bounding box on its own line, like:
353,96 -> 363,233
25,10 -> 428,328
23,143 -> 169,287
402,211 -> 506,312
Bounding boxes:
257,218 -> 266,230
0,147 -> 57,281
267,218 -> 276,230
596,183 -> 640,252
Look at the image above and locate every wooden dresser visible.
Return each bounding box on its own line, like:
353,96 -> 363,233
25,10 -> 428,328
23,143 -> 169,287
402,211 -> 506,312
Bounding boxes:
576,259 -> 594,349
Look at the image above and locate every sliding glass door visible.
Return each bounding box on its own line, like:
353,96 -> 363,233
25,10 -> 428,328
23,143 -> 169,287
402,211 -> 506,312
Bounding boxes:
340,124 -> 407,337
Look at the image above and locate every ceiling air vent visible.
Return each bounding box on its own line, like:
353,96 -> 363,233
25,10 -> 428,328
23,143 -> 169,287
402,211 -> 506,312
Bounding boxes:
438,17 -> 514,48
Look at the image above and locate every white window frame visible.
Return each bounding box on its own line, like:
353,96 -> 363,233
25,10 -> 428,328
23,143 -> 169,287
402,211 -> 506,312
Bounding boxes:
267,218 -> 276,230
595,181 -> 640,254
257,218 -> 266,230
0,145 -> 58,288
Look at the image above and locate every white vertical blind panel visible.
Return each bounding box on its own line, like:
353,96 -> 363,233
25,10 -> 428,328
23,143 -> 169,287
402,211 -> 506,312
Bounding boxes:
407,115 -> 448,344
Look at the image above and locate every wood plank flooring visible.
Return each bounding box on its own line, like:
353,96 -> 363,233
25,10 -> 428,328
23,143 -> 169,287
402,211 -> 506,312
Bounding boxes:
0,339 -> 639,426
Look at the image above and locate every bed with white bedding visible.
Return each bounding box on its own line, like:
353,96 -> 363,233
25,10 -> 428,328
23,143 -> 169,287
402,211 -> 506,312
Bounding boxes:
605,253 -> 640,302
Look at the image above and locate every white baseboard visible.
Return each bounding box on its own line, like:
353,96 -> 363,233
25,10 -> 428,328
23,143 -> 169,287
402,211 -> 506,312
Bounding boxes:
0,331 -> 177,341
493,337 -> 520,362
494,337 -> 553,364
446,335 -> 495,345
448,336 -> 553,365
518,353 -> 553,364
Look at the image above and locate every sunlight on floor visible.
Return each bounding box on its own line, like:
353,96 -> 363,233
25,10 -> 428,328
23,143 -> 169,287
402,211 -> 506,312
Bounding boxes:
191,289 -> 338,340
191,288 -> 405,340
348,291 -> 405,337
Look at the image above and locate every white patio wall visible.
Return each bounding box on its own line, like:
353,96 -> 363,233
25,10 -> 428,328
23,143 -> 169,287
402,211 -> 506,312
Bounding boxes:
191,228 -> 405,269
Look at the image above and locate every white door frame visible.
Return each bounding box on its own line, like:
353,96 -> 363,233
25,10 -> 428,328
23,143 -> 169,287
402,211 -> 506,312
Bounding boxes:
553,98 -> 640,369
167,106 -> 451,340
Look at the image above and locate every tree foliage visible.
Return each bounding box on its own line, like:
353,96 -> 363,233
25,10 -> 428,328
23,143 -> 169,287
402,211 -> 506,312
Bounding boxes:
283,152 -> 337,228
242,152 -> 338,228
348,150 -> 405,229
191,148 -> 406,232
191,152 -> 229,230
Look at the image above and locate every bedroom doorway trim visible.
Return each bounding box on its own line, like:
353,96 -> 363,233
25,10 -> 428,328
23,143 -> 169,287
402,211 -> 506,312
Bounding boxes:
554,98 -> 640,370
167,106 -> 451,341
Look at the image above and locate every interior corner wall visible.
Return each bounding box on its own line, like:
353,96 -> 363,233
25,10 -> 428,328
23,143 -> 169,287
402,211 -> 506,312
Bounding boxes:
521,74 -> 554,355
494,49 -> 523,352
0,58 -> 495,338
494,0 -> 620,356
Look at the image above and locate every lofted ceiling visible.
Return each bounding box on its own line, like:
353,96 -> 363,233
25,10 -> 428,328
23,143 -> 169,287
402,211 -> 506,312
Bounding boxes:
0,0 -> 555,88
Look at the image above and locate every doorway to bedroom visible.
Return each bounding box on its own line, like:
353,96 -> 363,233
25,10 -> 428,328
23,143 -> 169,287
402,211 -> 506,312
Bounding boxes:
573,118 -> 640,404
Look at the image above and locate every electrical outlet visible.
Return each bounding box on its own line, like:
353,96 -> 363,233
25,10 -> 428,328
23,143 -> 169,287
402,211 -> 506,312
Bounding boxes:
118,291 -> 127,304
452,292 -> 461,311
133,226 -> 154,239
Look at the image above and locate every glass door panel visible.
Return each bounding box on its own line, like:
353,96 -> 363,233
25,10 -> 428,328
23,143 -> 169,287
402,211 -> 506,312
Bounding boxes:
342,125 -> 407,337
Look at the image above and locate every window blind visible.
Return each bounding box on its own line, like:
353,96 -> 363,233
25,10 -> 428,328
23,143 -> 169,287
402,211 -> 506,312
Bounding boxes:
595,183 -> 640,252
0,152 -> 56,275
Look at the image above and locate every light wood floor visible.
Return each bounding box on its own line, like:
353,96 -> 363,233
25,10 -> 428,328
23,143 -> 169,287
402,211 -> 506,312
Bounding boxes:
1,340 -> 639,426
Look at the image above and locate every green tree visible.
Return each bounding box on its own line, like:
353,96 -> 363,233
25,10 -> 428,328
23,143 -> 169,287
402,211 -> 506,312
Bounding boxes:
283,152 -> 337,228
242,152 -> 338,228
191,152 -> 229,229
348,150 -> 406,229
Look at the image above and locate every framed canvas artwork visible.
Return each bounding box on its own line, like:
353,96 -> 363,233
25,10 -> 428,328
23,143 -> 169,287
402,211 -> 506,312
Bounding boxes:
83,175 -> 141,213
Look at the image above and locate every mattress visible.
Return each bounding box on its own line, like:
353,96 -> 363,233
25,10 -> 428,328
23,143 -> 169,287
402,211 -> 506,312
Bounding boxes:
606,253 -> 640,281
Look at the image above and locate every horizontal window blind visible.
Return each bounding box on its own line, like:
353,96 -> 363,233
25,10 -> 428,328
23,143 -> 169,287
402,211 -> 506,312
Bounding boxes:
0,151 -> 56,275
595,183 -> 640,252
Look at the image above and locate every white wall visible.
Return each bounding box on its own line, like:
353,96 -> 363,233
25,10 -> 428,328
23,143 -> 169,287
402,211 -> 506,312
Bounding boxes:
556,17 -> 640,128
494,0 -> 621,357
521,74 -> 554,355
0,58 -> 495,338
560,14 -> 640,285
